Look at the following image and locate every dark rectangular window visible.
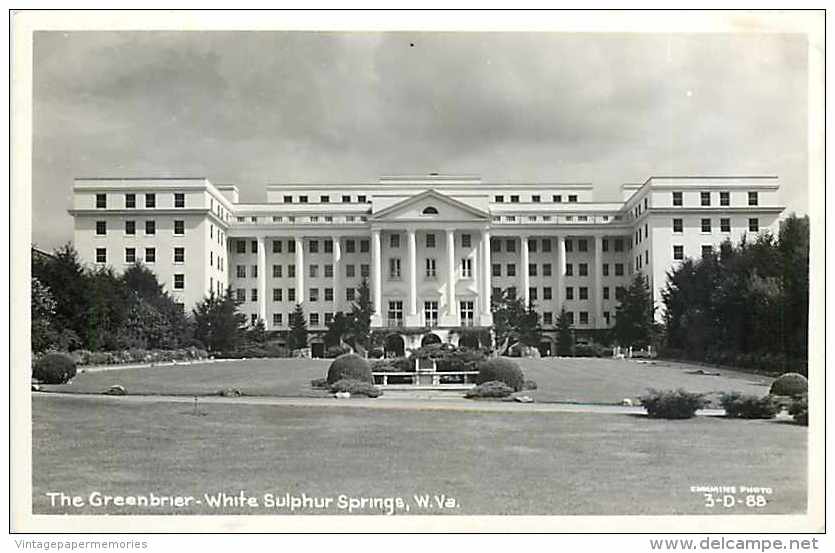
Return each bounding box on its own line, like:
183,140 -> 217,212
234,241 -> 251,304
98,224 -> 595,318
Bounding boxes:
579,312 -> 589,325
360,240 -> 369,253
506,239 -> 516,253
506,264 -> 516,277
543,287 -> 552,300
125,221 -> 135,235
673,218 -> 683,233
357,195 -> 367,203
579,263 -> 588,277
565,287 -> 574,300
543,263 -> 552,277
528,238 -> 537,252
492,263 -> 501,277
568,195 -> 578,203
342,195 -> 351,203
748,191 -> 759,206
615,263 -> 624,276
174,193 -> 185,208
701,245 -> 713,257
345,239 -> 355,253
125,193 -> 135,208
532,195 -> 541,203
565,239 -> 573,252
426,233 -> 436,248
96,221 -> 106,235
145,220 -> 156,235
602,264 -> 609,277
284,195 -> 293,203
510,195 -> 519,203
700,192 -> 711,206
299,195 -> 308,203
174,274 -> 185,290
701,218 -> 712,233
542,239 -> 551,252
251,240 -> 258,254
578,239 -> 588,252
672,192 -> 682,206
96,248 -> 107,263
721,218 -> 731,232
553,195 -> 562,203
494,195 -> 504,203
145,193 -> 156,208
566,263 -> 573,276
579,287 -> 588,300
236,240 -> 246,254
673,245 -> 684,260
602,239 -> 609,252
324,239 -> 333,253
529,263 -> 537,277
749,218 -> 759,232
603,287 -> 610,300
720,191 -> 730,206
273,240 -> 282,253
125,248 -> 135,263
309,240 -> 319,253
174,220 -> 184,235
174,247 -> 185,263
461,234 -> 471,248
614,238 -> 624,252
96,194 -> 107,208
145,248 -> 156,263
320,195 -> 329,203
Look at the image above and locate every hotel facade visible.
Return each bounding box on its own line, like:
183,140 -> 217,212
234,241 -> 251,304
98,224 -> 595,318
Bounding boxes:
69,175 -> 784,355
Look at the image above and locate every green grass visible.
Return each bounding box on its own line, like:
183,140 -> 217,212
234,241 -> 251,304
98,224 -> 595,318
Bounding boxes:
33,395 -> 805,516
41,357 -> 773,406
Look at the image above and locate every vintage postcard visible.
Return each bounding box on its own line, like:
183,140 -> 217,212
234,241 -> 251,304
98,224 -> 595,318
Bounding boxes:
9,9 -> 825,534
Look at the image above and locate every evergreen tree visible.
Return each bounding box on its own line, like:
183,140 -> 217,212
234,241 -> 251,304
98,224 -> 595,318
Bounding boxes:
490,287 -> 542,353
31,276 -> 57,353
32,243 -> 89,347
287,303 -> 308,350
555,307 -> 575,356
614,273 -> 655,348
192,288 -> 247,352
349,277 -> 373,349
246,318 -> 268,344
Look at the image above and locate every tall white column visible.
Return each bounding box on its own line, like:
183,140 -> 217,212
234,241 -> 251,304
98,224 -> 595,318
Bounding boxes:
256,236 -> 266,322
480,229 -> 493,326
557,235 -> 566,313
294,237 -> 305,304
594,235 -> 603,329
406,229 -> 419,326
482,230 -> 492,313
371,229 -> 382,325
521,235 -> 531,307
332,236 -> 342,312
442,229 -> 457,325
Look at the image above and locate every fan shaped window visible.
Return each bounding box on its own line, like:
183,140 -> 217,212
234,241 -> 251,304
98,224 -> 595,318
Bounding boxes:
422,206 -> 439,215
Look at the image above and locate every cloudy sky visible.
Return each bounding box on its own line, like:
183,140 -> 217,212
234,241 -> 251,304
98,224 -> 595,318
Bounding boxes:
32,31 -> 808,249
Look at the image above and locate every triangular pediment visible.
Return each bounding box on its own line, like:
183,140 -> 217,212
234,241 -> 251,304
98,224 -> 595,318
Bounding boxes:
371,189 -> 489,221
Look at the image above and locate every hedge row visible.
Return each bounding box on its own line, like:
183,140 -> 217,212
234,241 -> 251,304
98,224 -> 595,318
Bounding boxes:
661,348 -> 807,376
35,347 -> 210,367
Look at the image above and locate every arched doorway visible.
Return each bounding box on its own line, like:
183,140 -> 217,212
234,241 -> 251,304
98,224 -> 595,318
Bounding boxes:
384,334 -> 405,358
458,331 -> 480,349
421,333 -> 442,347
538,340 -> 552,357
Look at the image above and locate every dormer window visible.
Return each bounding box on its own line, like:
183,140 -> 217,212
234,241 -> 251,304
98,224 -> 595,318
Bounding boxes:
422,206 -> 439,215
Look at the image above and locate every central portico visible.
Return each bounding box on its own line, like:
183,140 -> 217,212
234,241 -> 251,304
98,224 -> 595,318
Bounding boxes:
368,188 -> 494,331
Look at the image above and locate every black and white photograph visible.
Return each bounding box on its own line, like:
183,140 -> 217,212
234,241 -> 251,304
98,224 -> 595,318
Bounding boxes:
10,9 -> 825,535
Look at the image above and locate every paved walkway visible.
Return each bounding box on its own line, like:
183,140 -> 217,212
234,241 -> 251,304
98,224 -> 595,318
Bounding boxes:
33,391 -> 732,416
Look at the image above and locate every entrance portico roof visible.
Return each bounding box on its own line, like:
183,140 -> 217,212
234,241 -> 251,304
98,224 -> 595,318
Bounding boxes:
371,189 -> 490,223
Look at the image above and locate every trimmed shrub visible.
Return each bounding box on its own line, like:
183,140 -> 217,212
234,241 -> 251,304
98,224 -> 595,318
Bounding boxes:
788,395 -> 808,426
464,380 -> 514,399
523,379 -> 538,391
640,388 -> 707,419
769,373 -> 808,397
310,377 -> 329,389
475,358 -> 525,391
719,392 -> 779,419
326,353 -> 373,385
32,353 -> 77,384
329,378 -> 382,398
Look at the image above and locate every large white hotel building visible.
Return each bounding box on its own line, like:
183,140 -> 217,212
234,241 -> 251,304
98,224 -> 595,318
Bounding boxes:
69,175 -> 784,355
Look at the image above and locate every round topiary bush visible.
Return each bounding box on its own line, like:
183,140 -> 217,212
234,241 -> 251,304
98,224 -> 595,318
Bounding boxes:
769,372 -> 808,397
475,358 -> 525,391
326,353 -> 373,385
639,388 -> 707,419
32,353 -> 77,384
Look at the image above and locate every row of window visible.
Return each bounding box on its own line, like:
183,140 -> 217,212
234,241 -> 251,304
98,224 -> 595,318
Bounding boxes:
673,217 -> 760,233
493,194 -> 579,204
236,215 -> 369,224
280,194 -> 369,204
95,246 -> 214,269
235,263 -> 372,279
491,261 -> 626,278
95,192 -> 187,209
671,190 -> 759,207
672,243 -> 731,261
96,219 -> 187,236
492,214 -> 617,224
490,237 -> 626,253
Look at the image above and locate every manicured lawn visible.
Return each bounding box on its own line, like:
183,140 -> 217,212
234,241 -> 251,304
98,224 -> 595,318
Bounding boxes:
32,395 -> 805,515
40,356 -> 773,406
